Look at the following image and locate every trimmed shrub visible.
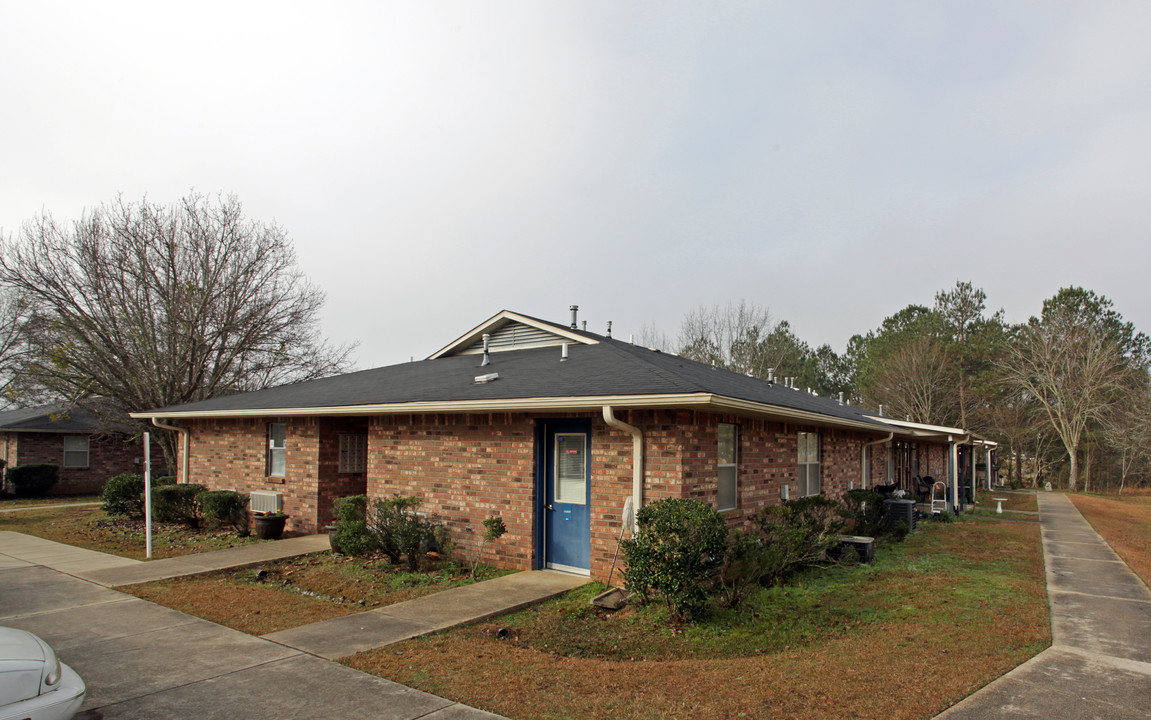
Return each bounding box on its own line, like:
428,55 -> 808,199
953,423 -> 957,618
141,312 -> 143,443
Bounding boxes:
370,495 -> 436,570
620,498 -> 728,621
331,495 -> 375,557
750,495 -> 846,586
153,483 -> 206,528
101,473 -> 146,518
8,464 -> 59,498
197,490 -> 249,535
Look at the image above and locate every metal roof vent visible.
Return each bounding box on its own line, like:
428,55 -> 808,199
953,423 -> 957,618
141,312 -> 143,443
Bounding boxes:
480,334 -> 491,367
838,392 -> 845,406
878,404 -> 885,416
767,368 -> 775,384
570,305 -> 579,329
606,320 -> 612,339
561,343 -> 568,362
474,372 -> 499,383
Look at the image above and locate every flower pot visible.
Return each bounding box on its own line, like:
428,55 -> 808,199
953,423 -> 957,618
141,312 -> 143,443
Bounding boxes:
254,514 -> 289,540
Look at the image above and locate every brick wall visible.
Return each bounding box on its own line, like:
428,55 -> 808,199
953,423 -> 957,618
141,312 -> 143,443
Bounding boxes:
2,432 -> 150,495
180,410 -> 898,582
183,417 -> 324,534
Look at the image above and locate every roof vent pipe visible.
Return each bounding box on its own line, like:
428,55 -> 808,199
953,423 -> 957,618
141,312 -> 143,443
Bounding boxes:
582,321 -> 587,331
481,334 -> 491,367
606,320 -> 612,339
878,404 -> 884,416
838,392 -> 844,406
561,343 -> 568,362
767,368 -> 775,383
569,305 -> 579,329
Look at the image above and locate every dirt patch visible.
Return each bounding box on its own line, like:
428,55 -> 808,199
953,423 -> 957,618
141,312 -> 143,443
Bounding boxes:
124,553 -> 500,635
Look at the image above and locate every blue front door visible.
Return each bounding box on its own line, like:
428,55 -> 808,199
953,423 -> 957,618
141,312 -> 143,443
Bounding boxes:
541,421 -> 591,574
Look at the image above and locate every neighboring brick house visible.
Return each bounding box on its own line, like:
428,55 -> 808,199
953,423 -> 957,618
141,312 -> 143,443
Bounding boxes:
133,309 -> 991,582
0,405 -> 152,495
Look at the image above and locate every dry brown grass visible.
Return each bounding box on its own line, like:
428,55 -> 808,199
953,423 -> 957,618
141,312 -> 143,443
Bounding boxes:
0,504 -> 260,559
1069,492 -> 1151,586
125,574 -> 359,635
346,519 -> 1049,720
124,553 -> 497,635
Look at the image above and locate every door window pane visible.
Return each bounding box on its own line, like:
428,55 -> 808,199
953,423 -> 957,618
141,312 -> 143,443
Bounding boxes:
555,434 -> 587,505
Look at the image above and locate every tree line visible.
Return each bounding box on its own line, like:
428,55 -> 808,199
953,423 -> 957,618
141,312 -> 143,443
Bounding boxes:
2,193 -> 1146,494
645,284 -> 1151,493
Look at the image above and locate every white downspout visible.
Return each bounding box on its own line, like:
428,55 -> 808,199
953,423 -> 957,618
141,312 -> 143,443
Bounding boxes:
861,433 -> 893,489
151,417 -> 190,484
603,406 -> 643,533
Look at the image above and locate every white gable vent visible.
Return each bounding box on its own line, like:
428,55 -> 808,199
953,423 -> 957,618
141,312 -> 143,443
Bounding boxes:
250,490 -> 283,514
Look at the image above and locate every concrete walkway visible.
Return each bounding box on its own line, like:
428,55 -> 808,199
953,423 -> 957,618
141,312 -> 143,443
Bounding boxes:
263,570 -> 587,659
936,492 -> 1151,719
0,532 -> 586,718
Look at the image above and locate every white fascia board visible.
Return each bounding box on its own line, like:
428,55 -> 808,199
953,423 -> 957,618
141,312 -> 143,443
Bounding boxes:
865,416 -> 965,434
427,310 -> 598,360
130,392 -> 891,434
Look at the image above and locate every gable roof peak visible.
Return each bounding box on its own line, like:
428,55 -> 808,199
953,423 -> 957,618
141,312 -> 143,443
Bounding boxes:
429,309 -> 600,359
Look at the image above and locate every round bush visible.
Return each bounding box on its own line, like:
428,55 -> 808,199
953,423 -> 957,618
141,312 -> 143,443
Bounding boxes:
197,490 -> 249,534
101,473 -> 146,518
153,483 -> 206,528
620,498 -> 728,621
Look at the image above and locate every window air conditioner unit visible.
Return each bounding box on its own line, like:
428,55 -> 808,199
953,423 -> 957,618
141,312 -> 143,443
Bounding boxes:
250,490 -> 283,514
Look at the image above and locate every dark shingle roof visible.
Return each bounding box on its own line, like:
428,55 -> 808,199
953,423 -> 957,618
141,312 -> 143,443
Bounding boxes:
138,339 -> 887,430
0,404 -> 135,434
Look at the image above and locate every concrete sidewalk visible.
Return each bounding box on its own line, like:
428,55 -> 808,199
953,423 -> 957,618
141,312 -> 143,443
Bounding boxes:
936,492 -> 1151,719
0,532 -> 586,718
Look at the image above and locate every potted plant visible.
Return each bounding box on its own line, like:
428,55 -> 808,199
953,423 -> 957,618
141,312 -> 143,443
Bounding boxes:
252,510 -> 289,540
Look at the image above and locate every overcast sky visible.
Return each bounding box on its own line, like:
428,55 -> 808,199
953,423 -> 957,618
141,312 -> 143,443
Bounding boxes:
2,1 -> 1149,369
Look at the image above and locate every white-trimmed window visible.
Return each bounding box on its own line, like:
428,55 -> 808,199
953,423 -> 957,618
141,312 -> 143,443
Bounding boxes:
798,431 -> 821,497
63,435 -> 89,468
267,422 -> 286,477
718,423 -> 738,511
339,434 -> 367,474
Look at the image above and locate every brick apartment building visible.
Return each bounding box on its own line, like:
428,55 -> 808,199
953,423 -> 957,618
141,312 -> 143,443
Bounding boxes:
133,309 -> 993,582
0,404 -> 153,495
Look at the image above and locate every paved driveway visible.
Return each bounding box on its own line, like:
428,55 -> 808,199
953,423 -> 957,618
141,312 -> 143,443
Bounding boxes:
1,553 -> 505,719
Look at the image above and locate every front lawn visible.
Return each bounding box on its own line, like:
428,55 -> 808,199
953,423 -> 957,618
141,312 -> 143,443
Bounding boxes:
123,553 -> 509,635
345,516 -> 1049,720
0,503 -> 260,559
0,493 -> 101,509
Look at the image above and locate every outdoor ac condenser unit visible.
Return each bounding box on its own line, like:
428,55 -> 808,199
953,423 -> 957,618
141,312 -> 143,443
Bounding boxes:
250,490 -> 283,514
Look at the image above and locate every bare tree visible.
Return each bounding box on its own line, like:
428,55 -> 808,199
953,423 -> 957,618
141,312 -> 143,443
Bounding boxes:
0,285 -> 30,406
1100,377 -> 1151,494
0,192 -> 355,465
998,288 -> 1140,492
868,335 -> 954,423
677,301 -> 775,372
634,322 -> 674,352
